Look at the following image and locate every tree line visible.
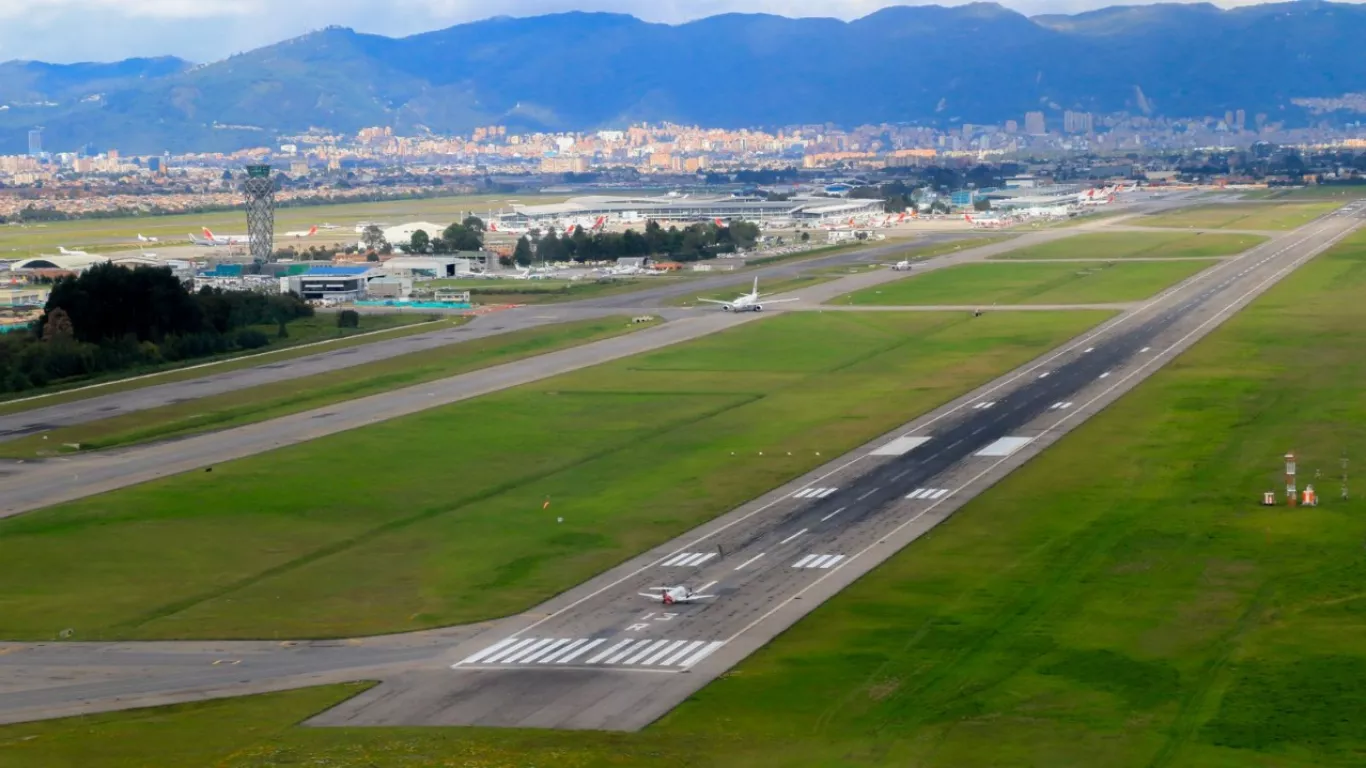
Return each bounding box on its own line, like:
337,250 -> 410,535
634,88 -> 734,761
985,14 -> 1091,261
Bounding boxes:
0,263 -> 313,394
510,220 -> 761,266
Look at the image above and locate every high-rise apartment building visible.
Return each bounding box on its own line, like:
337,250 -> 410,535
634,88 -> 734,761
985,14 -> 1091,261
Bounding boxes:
1063,111 -> 1093,134
1024,111 -> 1046,135
27,128 -> 42,157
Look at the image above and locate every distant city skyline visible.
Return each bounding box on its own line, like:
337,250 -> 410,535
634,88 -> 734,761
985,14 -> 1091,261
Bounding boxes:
2,0 -> 1353,64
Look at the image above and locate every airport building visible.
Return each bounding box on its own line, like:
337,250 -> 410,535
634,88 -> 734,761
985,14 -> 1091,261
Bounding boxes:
280,266 -> 374,303
496,194 -> 883,227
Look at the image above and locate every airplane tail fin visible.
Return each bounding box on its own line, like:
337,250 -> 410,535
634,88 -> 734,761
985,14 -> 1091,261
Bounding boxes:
203,227 -> 215,239
752,276 -> 760,296
308,226 -> 318,236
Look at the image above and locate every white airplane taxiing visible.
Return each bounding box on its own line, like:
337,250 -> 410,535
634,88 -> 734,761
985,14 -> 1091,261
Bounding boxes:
697,277 -> 801,313
136,233 -> 159,243
512,267 -> 552,281
639,585 -> 716,605
890,259 -> 913,271
57,246 -> 91,256
282,226 -> 319,239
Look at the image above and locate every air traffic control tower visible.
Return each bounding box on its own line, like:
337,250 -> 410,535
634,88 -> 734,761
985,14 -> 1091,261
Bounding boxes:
243,164 -> 275,263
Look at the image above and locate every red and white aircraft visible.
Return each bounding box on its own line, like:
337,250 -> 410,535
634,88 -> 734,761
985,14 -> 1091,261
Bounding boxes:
191,227 -> 249,246
639,585 -> 716,605
282,225 -> 319,239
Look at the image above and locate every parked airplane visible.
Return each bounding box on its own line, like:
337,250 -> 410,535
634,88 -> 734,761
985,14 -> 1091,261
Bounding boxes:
487,221 -> 530,236
283,226 -> 319,239
698,277 -> 801,312
194,227 -> 249,246
136,233 -> 159,243
639,585 -> 715,605
57,246 -> 91,256
512,267 -> 552,281
964,214 -> 1008,229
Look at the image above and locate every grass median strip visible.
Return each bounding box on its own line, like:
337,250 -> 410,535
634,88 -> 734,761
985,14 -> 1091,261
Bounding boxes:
1139,201 -> 1338,230
835,259 -> 1216,306
0,310 -> 1107,641
991,231 -> 1266,260
0,313 -> 452,416
0,317 -> 651,457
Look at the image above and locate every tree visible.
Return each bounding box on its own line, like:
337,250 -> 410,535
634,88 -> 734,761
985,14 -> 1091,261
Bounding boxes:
361,225 -> 385,251
442,223 -> 483,252
41,308 -> 74,342
513,237 -> 534,267
366,251 -> 380,262
462,215 -> 485,233
800,231 -> 811,243
337,310 -> 360,329
409,229 -> 431,254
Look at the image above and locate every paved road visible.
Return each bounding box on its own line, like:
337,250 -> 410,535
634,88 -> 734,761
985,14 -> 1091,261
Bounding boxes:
0,194 -> 1356,727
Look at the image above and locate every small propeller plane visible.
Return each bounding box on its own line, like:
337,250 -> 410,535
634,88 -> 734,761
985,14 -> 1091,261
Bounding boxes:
638,585 -> 716,605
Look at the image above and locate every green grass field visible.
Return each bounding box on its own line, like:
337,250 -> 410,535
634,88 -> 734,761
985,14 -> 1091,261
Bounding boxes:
0,314 -> 451,414
428,275 -> 692,306
0,310 -> 1106,641
1140,202 -> 1338,231
993,231 -> 1265,260
0,317 -> 650,458
836,259 -> 1216,306
9,208 -> 1366,768
1243,186 -> 1366,201
0,194 -> 566,255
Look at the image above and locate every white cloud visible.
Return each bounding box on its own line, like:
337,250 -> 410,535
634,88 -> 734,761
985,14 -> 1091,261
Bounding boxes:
0,0 -> 1359,62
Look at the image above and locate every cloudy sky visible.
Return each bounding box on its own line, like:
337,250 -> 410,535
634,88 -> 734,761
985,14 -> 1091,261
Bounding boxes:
0,0 -> 1320,63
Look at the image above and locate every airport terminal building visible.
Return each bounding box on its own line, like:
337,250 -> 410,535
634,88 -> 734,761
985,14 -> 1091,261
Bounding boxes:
497,194 -> 883,227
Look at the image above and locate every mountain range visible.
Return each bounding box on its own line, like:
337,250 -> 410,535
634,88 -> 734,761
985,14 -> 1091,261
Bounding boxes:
5,2 -> 1366,156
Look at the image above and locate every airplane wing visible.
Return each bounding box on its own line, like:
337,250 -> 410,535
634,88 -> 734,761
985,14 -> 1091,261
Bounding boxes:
696,298 -> 732,305
755,297 -> 802,304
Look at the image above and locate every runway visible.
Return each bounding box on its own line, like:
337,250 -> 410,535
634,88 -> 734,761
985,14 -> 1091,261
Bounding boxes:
0,197 -> 1356,728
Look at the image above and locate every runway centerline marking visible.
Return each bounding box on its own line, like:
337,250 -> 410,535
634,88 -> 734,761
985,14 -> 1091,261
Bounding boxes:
856,488 -> 878,501
734,553 -> 765,570
821,507 -> 847,522
779,529 -> 808,545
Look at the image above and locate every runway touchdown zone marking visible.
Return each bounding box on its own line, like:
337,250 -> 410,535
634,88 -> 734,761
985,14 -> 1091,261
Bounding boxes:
906,487 -> 950,500
660,552 -> 717,567
455,637 -> 725,670
1050,402 -> 1073,411
975,436 -> 1034,458
793,554 -> 847,569
792,487 -> 838,499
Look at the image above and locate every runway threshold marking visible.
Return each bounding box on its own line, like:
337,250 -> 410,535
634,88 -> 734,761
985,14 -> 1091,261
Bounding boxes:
906,488 -> 949,500
792,487 -> 838,499
793,554 -> 846,569
660,552 -> 717,567
455,637 -> 723,670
